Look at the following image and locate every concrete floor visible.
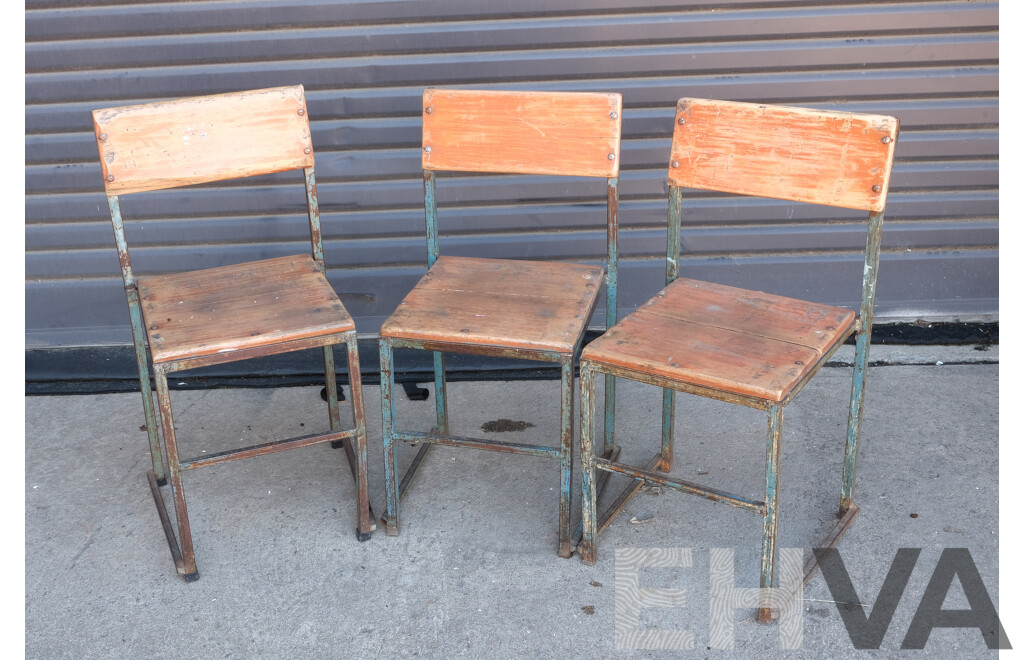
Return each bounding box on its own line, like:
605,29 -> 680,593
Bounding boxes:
25,345 -> 1002,658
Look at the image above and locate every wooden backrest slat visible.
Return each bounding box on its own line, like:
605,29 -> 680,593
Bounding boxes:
421,89 -> 622,178
668,98 -> 898,212
93,85 -> 314,195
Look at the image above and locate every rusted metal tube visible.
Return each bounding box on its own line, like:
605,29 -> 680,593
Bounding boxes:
603,177 -> 619,452
558,356 -> 575,558
759,402 -> 784,623
108,195 -> 165,483
391,430 -> 560,458
180,430 -> 353,471
153,367 -> 197,578
593,457 -> 765,513
304,167 -> 324,265
379,337 -> 400,536
346,334 -> 374,536
579,362 -> 598,564
842,210 -> 885,513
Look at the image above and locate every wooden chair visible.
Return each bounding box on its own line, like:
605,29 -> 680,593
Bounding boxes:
578,98 -> 898,620
93,85 -> 375,581
378,89 -> 623,556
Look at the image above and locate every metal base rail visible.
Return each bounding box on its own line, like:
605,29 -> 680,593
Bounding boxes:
148,431 -> 377,580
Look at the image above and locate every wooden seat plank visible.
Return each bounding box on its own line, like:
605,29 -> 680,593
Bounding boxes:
139,254 -> 354,364
380,256 -> 604,354
582,278 -> 855,402
638,278 -> 855,354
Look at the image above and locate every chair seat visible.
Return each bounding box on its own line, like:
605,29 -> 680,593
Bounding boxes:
582,278 -> 856,402
380,256 -> 605,355
139,254 -> 355,364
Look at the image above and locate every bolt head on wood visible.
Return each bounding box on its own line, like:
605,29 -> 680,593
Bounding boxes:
872,185 -> 881,192
609,111 -> 617,119
424,146 -> 432,153
99,133 -> 108,141
425,106 -> 433,114
671,160 -> 679,168
608,153 -> 615,160
304,147 -> 311,154
678,117 -> 686,125
882,136 -> 892,144
107,175 -> 115,182
297,109 -> 305,116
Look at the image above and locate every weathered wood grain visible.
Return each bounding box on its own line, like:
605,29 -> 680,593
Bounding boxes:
93,85 -> 314,195
380,256 -> 604,354
582,276 -> 855,402
421,89 -> 622,178
668,98 -> 898,211
139,254 -> 354,364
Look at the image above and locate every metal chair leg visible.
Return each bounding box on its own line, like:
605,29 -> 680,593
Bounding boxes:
379,338 -> 400,536
603,373 -> 616,456
432,350 -> 449,435
557,357 -> 575,558
660,387 -> 675,472
322,344 -> 342,430
841,329 -> 871,514
759,402 -> 783,622
153,368 -> 198,581
127,295 -> 166,485
579,362 -> 598,565
344,335 -> 374,540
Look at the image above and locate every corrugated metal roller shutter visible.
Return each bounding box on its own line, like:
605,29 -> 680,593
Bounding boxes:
26,0 -> 998,353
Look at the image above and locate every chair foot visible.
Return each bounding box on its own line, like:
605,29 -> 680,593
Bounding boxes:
155,476 -> 168,488
580,548 -> 597,566
356,528 -> 372,542
380,516 -> 400,537
557,544 -> 573,559
181,570 -> 200,583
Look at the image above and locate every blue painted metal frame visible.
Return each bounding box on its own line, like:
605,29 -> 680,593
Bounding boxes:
108,163 -> 376,581
379,168 -> 620,557
579,183 -> 889,623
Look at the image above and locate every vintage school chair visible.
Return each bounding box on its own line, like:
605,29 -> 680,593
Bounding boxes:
578,98 -> 898,620
93,85 -> 375,581
378,89 -> 622,556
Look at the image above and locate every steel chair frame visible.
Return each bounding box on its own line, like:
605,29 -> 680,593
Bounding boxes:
95,86 -> 375,581
578,98 -> 898,621
379,89 -> 623,557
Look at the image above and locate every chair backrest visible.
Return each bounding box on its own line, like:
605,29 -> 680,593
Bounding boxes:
668,98 -> 898,212
421,88 -> 622,177
664,97 -> 899,331
420,88 -> 624,325
93,85 -> 315,195
93,85 -> 326,290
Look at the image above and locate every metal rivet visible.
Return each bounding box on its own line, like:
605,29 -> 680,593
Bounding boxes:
424,146 -> 432,153
678,117 -> 686,125
297,109 -> 305,116
609,111 -> 617,119
881,136 -> 892,144
872,185 -> 881,192
106,175 -> 115,182
608,153 -> 615,160
671,160 -> 679,168
304,147 -> 311,154
425,106 -> 433,114
99,133 -> 107,141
